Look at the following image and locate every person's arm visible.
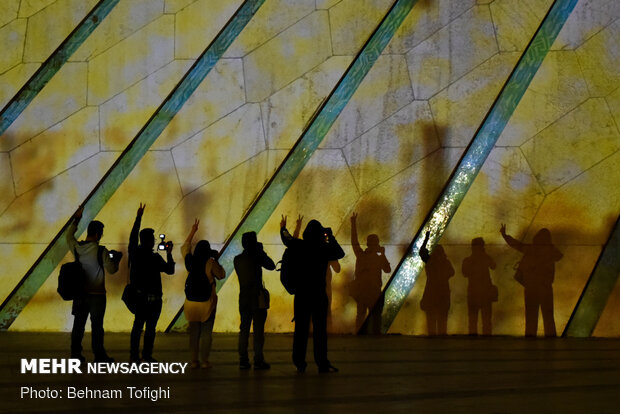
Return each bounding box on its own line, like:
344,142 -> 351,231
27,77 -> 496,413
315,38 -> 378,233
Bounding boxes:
258,245 -> 276,271
329,260 -> 341,273
66,207 -> 82,257
379,246 -> 391,273
487,254 -> 497,270
419,231 -> 430,263
101,247 -> 120,274
500,224 -> 524,252
182,219 -> 199,259
350,212 -> 363,257
293,215 -> 303,239
280,215 -> 295,247
210,258 -> 226,280
325,228 -> 345,261
129,203 -> 145,258
162,242 -> 175,275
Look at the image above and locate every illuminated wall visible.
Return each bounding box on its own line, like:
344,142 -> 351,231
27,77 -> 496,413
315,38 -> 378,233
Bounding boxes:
1,0 -> 619,336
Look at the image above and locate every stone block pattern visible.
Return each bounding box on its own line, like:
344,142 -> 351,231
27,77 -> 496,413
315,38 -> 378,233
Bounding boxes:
2,0 -> 620,337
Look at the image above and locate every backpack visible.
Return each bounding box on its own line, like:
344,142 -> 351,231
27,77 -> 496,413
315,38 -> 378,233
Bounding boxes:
58,246 -> 103,300
278,246 -> 302,295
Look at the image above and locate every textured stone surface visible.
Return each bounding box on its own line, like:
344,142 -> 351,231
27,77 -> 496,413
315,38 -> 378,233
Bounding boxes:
18,0 -> 56,18
1,62 -> 88,151
553,0 -> 620,50
261,56 -> 352,149
343,100 -> 439,195
243,11 -> 332,102
490,0 -> 553,52
22,0 -> 98,62
522,98 -> 620,194
575,20 -> 620,97
172,104 -> 267,194
164,0 -> 196,14
11,106 -> 100,195
498,51 -> 590,147
224,0 -> 316,58
322,54 -> 414,148
0,153 -> 15,214
0,63 -> 39,109
0,0 -> 19,26
87,15 -> 175,105
406,5 -> 498,100
0,19 -> 26,74
329,0 -> 393,55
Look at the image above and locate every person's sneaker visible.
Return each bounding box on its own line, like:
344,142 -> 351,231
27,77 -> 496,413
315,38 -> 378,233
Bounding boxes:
254,361 -> 271,370
318,364 -> 339,374
190,360 -> 200,369
200,361 -> 212,369
239,360 -> 251,370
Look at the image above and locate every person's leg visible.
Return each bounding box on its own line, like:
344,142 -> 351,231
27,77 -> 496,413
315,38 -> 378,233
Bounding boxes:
467,302 -> 478,335
355,301 -> 366,332
293,296 -> 311,372
142,300 -> 162,360
425,312 -> 436,336
253,309 -> 268,366
541,287 -> 556,337
481,302 -> 492,336
524,289 -> 538,337
71,299 -> 88,360
312,296 -> 330,370
200,314 -> 215,366
130,311 -> 146,361
371,293 -> 385,335
188,322 -> 201,365
89,295 -> 109,360
437,307 -> 449,335
238,307 -> 252,367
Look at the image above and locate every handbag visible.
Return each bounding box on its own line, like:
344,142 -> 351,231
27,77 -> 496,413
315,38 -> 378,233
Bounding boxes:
122,284 -> 142,314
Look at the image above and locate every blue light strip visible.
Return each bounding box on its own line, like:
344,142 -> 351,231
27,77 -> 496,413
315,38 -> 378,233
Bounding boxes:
167,0 -> 419,332
0,0 -> 120,137
0,0 -> 266,330
563,215 -> 620,337
372,0 -> 580,334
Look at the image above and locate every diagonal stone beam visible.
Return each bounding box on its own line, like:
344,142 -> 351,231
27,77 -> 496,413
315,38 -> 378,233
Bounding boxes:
0,0 -> 120,137
0,0 -> 266,330
166,0 -> 420,332
359,0 -> 580,334
563,215 -> 620,337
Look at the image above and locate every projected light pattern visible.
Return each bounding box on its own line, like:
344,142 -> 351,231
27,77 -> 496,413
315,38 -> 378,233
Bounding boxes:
167,0 -> 419,332
0,0 -> 119,137
564,215 -> 620,337
378,0 -> 580,333
0,0 -> 266,330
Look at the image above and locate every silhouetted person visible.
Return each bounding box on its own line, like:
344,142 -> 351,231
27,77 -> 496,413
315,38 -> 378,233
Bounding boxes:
129,203 -> 175,362
462,237 -> 497,335
350,212 -> 391,334
419,231 -> 454,335
500,224 -> 562,337
67,207 -> 121,362
280,215 -> 345,373
293,215 -> 340,332
234,231 -> 275,370
182,219 -> 225,369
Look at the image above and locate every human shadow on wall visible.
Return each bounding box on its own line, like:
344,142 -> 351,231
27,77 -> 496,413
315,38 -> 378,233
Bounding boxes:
349,212 -> 391,334
419,231 -> 454,335
462,237 -> 497,335
500,224 -> 563,337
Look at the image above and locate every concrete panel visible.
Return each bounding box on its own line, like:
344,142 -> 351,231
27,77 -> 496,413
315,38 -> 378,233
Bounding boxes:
18,0 -> 56,18
11,106 -> 100,195
72,0 -> 165,61
224,0 -> 316,58
164,0 -> 196,14
553,0 -> 620,50
0,19 -> 26,74
343,100 -> 439,195
243,11 -> 332,102
0,153 -> 15,214
406,5 -> 498,100
522,98 -> 620,194
0,244 -> 43,304
261,56 -> 352,150
87,15 -> 175,105
172,104 -> 267,195
0,63 -> 39,109
0,0 -> 19,26
174,0 -> 243,59
0,62 -> 88,151
329,0 -> 393,55
322,55 -> 414,148
498,51 -> 590,147
607,86 -> 620,131
316,0 -> 343,9
23,0 -> 98,62
575,20 -> 620,97
490,0 -> 553,52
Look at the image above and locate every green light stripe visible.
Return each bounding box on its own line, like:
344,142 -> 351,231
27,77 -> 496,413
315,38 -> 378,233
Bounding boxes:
563,215 -> 620,337
0,0 -> 120,137
167,0 -> 419,332
0,0 -> 266,330
364,0 -> 580,334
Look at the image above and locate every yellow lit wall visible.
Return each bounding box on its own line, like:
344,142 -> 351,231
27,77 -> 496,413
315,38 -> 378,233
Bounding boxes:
1,0 -> 619,336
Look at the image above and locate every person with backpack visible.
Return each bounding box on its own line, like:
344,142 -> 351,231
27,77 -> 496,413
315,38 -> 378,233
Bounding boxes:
182,219 -> 225,369
66,206 -> 121,363
234,231 -> 276,370
128,203 -> 175,363
280,215 -> 345,373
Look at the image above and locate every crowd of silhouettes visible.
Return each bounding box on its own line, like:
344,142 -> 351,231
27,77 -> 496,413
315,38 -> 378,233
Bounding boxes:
65,204 -> 564,371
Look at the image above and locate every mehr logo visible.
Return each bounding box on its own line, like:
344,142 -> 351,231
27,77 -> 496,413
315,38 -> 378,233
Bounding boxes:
21,359 -> 82,374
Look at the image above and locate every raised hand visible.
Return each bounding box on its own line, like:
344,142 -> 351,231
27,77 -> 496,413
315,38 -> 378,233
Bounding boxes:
351,212 -> 357,223
191,218 -> 199,233
137,203 -> 146,217
500,223 -> 506,235
296,214 -> 304,228
280,214 -> 287,229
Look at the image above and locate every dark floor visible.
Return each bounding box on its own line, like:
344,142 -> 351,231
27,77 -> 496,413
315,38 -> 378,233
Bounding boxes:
1,332 -> 620,413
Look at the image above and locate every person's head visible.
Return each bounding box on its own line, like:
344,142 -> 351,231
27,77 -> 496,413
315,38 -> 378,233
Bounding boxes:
367,234 -> 380,250
303,219 -> 324,243
241,231 -> 258,250
533,228 -> 552,245
194,239 -> 216,259
471,237 -> 485,252
87,220 -> 104,241
139,228 -> 155,249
